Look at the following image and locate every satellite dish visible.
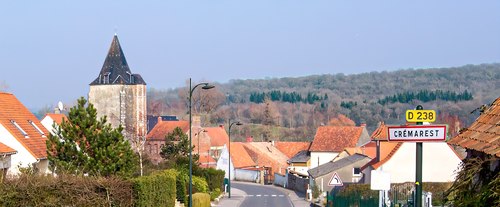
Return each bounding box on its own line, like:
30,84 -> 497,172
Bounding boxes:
58,101 -> 64,111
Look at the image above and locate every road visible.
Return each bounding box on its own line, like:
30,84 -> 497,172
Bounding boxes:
232,182 -> 294,207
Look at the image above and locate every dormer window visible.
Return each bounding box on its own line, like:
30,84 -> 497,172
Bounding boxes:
28,120 -> 45,137
104,72 -> 111,84
10,120 -> 28,138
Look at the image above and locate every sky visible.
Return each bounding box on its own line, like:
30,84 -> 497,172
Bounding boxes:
1,1 -> 499,110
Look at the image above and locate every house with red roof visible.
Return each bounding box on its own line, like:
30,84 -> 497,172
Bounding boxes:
361,122 -> 462,183
41,113 -> 68,135
309,125 -> 370,169
145,118 -> 189,164
0,142 -> 17,177
0,92 -> 50,176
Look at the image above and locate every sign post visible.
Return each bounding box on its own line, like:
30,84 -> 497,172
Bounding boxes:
415,105 -> 423,207
328,172 -> 343,187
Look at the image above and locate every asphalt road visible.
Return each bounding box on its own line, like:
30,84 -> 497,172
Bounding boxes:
232,182 -> 294,207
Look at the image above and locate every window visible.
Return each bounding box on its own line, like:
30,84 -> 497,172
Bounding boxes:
353,167 -> 361,176
28,120 -> 45,137
10,120 -> 28,138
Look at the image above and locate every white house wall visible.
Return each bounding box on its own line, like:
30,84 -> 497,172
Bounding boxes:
381,142 -> 461,183
0,123 -> 38,176
40,117 -> 56,135
310,151 -> 338,169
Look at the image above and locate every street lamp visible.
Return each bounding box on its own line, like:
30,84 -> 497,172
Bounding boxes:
228,120 -> 242,198
189,78 -> 214,207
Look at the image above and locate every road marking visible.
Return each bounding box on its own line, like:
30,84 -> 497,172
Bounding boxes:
271,195 -> 277,197
264,195 -> 269,197
256,195 -> 262,197
247,195 -> 254,197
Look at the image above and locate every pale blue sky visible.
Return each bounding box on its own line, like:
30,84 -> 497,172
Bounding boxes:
1,1 -> 499,109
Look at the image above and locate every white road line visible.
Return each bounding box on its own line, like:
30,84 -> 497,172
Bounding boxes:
256,195 -> 262,197
271,195 -> 277,197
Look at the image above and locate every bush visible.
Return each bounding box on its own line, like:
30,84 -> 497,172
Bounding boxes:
192,193 -> 211,207
196,168 -> 225,192
193,176 -> 209,193
0,174 -> 134,206
175,169 -> 189,204
133,169 -> 177,207
210,188 -> 222,201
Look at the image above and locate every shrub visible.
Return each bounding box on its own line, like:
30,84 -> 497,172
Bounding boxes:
133,169 -> 177,207
210,188 -> 222,201
193,176 -> 209,193
192,193 -> 211,207
0,174 -> 134,206
196,168 -> 225,192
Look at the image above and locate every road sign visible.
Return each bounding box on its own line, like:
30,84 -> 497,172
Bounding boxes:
406,109 -> 436,122
370,170 -> 390,190
328,172 -> 343,186
387,125 -> 447,142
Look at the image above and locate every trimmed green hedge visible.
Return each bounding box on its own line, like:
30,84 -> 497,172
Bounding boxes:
133,169 -> 177,207
193,176 -> 208,193
197,168 -> 225,192
192,193 -> 211,207
0,174 -> 134,207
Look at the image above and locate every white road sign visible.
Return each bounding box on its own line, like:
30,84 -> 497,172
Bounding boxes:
388,125 -> 447,142
328,172 -> 343,186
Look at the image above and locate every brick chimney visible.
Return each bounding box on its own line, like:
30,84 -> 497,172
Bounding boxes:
246,136 -> 253,142
219,124 -> 224,129
360,123 -> 366,128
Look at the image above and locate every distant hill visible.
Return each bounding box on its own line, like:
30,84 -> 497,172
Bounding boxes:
148,63 -> 500,141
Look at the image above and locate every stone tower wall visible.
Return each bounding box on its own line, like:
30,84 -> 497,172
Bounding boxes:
88,84 -> 147,140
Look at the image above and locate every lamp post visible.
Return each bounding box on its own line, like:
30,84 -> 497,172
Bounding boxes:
188,78 -> 214,207
228,120 -> 242,198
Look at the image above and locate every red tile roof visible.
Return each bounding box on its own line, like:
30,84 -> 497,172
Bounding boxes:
205,126 -> 229,147
229,142 -> 256,168
344,141 -> 377,158
310,126 -> 364,152
242,142 -> 289,174
449,97 -> 500,157
0,142 -> 16,155
0,92 -> 49,159
146,120 -> 189,140
43,113 -> 67,125
371,122 -> 389,140
274,141 -> 311,159
361,141 -> 403,170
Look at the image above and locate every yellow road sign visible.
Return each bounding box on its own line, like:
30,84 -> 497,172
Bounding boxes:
406,110 -> 436,122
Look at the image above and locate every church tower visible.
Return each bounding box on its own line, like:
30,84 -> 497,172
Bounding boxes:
88,35 -> 147,141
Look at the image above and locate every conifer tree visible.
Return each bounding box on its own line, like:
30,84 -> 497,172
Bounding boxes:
46,97 -> 138,177
160,126 -> 198,167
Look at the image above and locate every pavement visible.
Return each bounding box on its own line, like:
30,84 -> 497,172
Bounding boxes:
213,182 -> 312,207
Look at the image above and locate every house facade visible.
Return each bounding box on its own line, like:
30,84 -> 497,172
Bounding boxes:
145,119 -> 189,164
0,92 -> 50,176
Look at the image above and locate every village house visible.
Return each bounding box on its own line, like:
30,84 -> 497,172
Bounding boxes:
0,92 -> 50,176
40,113 -> 68,135
361,122 -> 463,184
308,153 -> 372,192
448,97 -> 499,189
309,125 -> 371,169
145,118 -> 189,164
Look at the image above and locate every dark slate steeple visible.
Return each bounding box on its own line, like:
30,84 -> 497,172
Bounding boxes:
90,35 -> 146,85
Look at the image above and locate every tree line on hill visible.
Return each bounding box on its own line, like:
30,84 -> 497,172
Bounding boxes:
147,63 -> 500,141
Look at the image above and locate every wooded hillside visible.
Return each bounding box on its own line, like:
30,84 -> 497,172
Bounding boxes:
148,63 -> 500,141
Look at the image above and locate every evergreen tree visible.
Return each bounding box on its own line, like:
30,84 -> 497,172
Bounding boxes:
160,127 -> 198,167
46,97 -> 138,177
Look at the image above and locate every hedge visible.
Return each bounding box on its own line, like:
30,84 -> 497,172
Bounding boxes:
192,193 -> 211,207
132,169 -> 177,207
197,168 -> 225,192
0,174 -> 134,207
